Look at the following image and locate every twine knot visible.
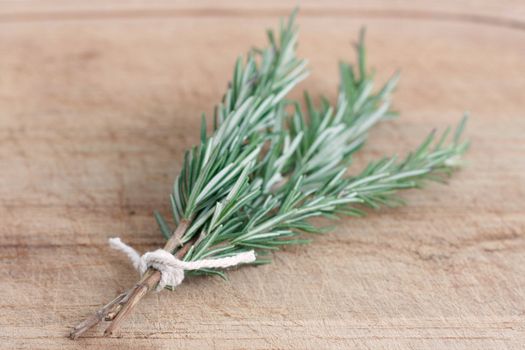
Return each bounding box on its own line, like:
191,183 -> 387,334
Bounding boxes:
108,237 -> 256,291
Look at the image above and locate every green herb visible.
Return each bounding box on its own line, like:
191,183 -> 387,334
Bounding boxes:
71,10 -> 468,339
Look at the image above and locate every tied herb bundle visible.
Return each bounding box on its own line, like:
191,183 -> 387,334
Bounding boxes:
70,11 -> 469,339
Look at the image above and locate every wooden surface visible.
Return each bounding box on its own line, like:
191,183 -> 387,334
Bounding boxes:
1,1 -> 524,349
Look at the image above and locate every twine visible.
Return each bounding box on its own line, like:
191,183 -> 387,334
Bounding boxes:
109,237 -> 256,291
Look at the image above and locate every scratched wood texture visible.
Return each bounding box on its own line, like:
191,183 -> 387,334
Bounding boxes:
1,1 -> 524,349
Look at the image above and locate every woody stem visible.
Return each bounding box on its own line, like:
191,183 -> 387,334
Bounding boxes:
69,219 -> 191,339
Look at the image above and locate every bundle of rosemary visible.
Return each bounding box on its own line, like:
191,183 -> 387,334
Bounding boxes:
70,11 -> 468,339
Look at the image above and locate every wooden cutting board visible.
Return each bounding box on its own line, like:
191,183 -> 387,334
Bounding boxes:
1,1 -> 524,349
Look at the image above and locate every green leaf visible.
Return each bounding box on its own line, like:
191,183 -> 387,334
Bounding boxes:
154,211 -> 172,241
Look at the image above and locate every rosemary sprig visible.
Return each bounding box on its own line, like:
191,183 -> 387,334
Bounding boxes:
156,10 -> 308,244
180,29 -> 468,271
71,11 -> 468,338
71,10 -> 308,338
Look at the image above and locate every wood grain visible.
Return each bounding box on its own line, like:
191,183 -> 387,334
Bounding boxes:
0,1 -> 524,349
